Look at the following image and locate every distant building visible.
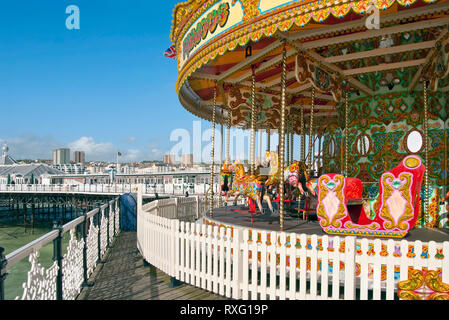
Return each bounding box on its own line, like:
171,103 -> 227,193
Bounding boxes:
1,143 -> 17,165
52,163 -> 85,175
180,154 -> 193,167
73,151 -> 85,163
163,154 -> 176,166
0,147 -> 64,184
53,148 -> 70,165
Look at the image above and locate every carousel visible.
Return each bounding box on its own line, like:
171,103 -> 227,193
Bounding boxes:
170,0 -> 449,242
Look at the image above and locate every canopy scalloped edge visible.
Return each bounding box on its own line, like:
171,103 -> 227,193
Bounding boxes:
174,0 -> 440,94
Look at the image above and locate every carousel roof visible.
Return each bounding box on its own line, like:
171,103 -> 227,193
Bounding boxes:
171,0 -> 449,131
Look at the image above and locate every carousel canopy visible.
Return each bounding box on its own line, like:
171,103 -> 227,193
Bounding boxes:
171,0 -> 449,132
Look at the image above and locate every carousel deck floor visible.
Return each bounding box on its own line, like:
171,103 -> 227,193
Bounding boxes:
204,204 -> 449,243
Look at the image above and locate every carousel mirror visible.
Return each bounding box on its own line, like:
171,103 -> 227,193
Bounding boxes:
328,138 -> 336,158
356,134 -> 370,156
406,130 -> 423,153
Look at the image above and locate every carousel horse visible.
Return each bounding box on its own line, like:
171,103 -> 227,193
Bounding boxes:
316,155 -> 425,238
228,161 -> 275,214
220,161 -> 233,203
283,161 -> 318,197
281,161 -> 319,216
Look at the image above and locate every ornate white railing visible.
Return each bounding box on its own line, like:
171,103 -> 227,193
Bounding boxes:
137,193 -> 449,300
0,197 -> 121,300
0,183 -> 220,196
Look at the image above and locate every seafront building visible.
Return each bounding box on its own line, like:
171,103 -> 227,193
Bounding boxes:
52,148 -> 70,165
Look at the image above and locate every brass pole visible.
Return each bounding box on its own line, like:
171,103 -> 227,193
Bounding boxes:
308,88 -> 315,176
279,43 -> 287,231
266,128 -> 271,152
226,106 -> 231,163
250,69 -> 256,175
345,90 -> 349,178
286,120 -> 290,165
210,85 -> 217,218
219,121 -> 223,207
423,79 -> 429,224
300,103 -> 305,162
291,125 -> 294,163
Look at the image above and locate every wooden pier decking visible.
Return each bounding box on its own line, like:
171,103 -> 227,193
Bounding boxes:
78,231 -> 228,300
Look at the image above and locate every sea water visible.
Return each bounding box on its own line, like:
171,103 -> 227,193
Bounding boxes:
1,222 -> 71,300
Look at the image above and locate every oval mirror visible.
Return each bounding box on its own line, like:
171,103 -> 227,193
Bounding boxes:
356,135 -> 370,156
328,138 -> 336,158
406,130 -> 423,154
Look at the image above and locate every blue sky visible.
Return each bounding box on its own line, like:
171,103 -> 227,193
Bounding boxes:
0,0 -> 222,162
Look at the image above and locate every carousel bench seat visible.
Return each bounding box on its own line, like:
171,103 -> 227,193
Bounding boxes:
316,155 -> 425,238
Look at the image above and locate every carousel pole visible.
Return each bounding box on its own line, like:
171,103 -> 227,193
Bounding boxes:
220,122 -> 224,167
250,67 -> 256,176
286,120 -> 290,164
290,121 -> 294,163
423,79 -> 429,224
279,42 -> 287,231
259,129 -> 263,166
300,103 -> 305,162
345,90 -> 349,178
317,132 -> 322,176
308,88 -> 315,176
210,84 -> 217,218
226,106 -> 231,163
266,128 -> 271,152
219,120 -> 224,207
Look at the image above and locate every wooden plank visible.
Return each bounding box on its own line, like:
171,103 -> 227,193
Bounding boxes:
385,239 -> 396,301
269,231 -> 277,300
343,59 -> 427,76
325,41 -> 436,64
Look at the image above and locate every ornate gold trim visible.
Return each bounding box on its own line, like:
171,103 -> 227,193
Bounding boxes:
379,172 -> 414,230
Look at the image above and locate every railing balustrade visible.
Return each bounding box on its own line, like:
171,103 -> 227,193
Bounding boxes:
0,183 -> 220,196
0,197 -> 121,300
137,188 -> 449,300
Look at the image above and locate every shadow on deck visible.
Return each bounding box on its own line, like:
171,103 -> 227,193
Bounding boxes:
78,231 -> 228,300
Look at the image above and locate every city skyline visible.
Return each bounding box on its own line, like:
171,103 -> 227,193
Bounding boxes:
0,1 -> 217,163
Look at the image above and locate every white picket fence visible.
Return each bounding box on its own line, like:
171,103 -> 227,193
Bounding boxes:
137,196 -> 449,300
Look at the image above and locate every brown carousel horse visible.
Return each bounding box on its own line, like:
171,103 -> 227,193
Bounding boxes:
228,161 -> 275,214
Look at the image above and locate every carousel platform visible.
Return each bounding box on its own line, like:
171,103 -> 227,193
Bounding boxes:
203,204 -> 449,243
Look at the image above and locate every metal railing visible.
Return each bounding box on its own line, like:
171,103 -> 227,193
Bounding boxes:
0,183 -> 220,196
0,197 -> 121,300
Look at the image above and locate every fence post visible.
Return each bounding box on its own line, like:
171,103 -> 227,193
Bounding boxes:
344,236 -> 356,300
0,247 -> 7,300
195,196 -> 200,219
174,198 -> 179,220
96,206 -> 105,264
106,203 -> 111,249
113,198 -> 117,238
169,219 -> 180,288
81,210 -> 94,287
52,221 -> 64,300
